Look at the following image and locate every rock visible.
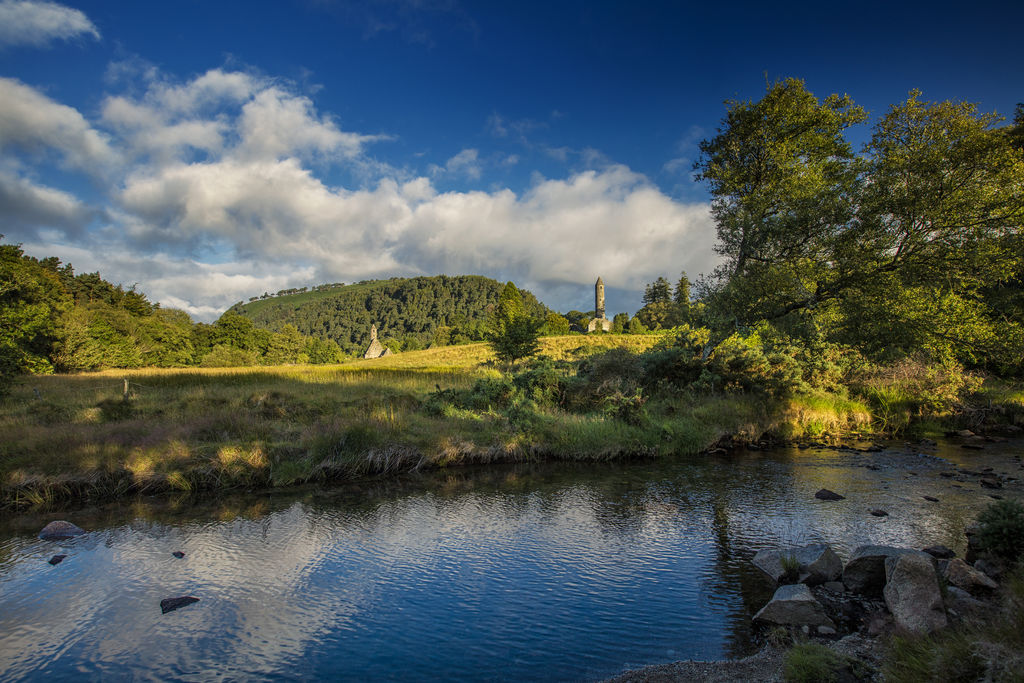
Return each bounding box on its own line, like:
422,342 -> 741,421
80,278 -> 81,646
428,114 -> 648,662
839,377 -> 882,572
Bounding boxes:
944,586 -> 988,624
962,444 -> 984,450
923,496 -> 940,502
957,429 -> 976,438
815,488 -> 845,501
160,596 -> 199,614
752,584 -> 836,629
823,581 -> 846,594
172,551 -> 185,559
843,545 -> 912,596
965,522 -> 984,563
869,509 -> 889,517
939,471 -> 955,478
48,554 -> 67,565
973,558 -> 1002,581
980,477 -> 1002,489
884,552 -> 947,634
922,545 -> 955,559
943,558 -> 998,595
752,544 -> 843,585
817,625 -> 837,636
38,521 -> 85,540
919,438 -> 938,448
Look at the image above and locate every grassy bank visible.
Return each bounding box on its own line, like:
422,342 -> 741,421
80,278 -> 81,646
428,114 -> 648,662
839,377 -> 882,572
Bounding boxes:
1,334 -> 1015,510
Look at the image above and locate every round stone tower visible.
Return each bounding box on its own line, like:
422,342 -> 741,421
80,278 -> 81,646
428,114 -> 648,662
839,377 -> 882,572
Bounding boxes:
595,277 -> 605,320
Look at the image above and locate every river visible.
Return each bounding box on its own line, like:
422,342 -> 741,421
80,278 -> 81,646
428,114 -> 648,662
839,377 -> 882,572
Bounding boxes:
1,438 -> 1021,681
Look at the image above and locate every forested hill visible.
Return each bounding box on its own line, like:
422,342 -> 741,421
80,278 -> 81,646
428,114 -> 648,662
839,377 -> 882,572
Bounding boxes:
225,276 -> 549,354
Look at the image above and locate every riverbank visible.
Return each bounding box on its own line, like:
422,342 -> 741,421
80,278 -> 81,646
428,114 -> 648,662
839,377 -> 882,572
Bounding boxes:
2,336 -> 1021,510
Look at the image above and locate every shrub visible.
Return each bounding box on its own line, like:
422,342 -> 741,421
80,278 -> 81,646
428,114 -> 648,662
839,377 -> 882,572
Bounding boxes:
783,643 -> 843,683
977,499 -> 1024,564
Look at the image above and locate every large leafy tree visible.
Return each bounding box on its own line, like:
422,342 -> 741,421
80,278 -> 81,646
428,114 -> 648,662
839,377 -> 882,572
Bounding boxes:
695,81 -> 1024,369
487,282 -> 542,367
696,78 -> 866,326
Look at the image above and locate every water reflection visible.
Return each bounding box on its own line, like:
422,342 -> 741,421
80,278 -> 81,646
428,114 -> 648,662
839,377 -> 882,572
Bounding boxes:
1,440 -> 1021,681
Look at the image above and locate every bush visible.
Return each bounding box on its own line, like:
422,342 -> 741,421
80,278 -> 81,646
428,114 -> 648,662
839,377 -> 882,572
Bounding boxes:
978,499 -> 1024,564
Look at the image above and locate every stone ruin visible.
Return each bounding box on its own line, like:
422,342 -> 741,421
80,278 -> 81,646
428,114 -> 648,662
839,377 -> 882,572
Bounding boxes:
587,277 -> 612,333
362,324 -> 393,359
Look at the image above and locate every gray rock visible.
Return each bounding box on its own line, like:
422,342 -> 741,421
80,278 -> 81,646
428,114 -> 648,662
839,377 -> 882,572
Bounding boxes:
943,558 -> 998,595
884,552 -> 947,634
38,521 -> 85,540
944,586 -> 988,624
823,581 -> 846,594
870,509 -> 889,517
815,489 -> 845,501
48,554 -> 67,565
922,545 -> 955,559
842,545 -> 908,596
923,496 -> 940,502
752,544 -> 843,585
973,558 -> 1002,581
752,583 -> 836,629
980,477 -> 1001,489
817,625 -> 837,636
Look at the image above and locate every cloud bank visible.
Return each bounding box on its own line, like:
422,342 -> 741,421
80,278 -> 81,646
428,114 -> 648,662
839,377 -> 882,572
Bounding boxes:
1,64 -> 718,320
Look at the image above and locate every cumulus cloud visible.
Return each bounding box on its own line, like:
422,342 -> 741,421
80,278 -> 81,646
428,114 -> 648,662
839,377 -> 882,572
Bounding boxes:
0,77 -> 119,171
0,0 -> 99,48
8,66 -> 719,320
0,170 -> 96,238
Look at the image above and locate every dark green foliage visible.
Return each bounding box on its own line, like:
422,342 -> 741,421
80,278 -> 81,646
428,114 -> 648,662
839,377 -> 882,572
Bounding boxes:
978,499 -> 1024,564
487,282 -> 543,366
0,241 -> 72,392
227,275 -> 548,354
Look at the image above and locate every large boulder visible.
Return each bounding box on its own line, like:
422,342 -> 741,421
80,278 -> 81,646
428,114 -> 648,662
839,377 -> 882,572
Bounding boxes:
842,545 -> 907,596
752,544 -> 843,585
752,583 -> 836,629
943,558 -> 998,595
38,521 -> 85,540
884,552 -> 947,634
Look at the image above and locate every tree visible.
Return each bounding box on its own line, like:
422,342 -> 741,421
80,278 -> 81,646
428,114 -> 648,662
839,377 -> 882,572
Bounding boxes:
0,241 -> 72,392
542,312 -> 571,336
642,277 -> 672,305
487,282 -> 542,366
695,82 -> 1024,368
611,312 -> 629,333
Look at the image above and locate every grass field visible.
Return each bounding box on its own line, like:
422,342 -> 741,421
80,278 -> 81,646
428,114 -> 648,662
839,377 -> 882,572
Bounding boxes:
1,334 -> 873,509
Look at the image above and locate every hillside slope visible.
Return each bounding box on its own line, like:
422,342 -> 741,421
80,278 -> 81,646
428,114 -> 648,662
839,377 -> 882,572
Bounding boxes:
226,275 -> 548,354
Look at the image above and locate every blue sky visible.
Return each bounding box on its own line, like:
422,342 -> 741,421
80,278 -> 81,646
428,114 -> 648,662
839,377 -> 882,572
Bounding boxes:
1,0 -> 1022,320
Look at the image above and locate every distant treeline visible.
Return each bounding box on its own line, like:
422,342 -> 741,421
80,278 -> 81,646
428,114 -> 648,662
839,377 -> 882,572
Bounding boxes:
228,275 -> 550,355
0,240 -> 346,389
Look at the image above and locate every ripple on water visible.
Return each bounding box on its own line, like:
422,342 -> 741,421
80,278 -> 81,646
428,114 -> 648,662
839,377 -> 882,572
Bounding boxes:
1,441 -> 1022,681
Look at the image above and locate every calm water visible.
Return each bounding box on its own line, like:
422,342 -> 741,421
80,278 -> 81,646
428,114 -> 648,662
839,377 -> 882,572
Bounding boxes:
1,440 -> 1022,681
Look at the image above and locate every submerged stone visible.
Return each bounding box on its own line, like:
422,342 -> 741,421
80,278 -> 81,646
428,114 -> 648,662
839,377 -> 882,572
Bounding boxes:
39,521 -> 85,540
172,551 -> 185,559
814,489 -> 845,501
160,596 -> 199,614
48,554 -> 67,565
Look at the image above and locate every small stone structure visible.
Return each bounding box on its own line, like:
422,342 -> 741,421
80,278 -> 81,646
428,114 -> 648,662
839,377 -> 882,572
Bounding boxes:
362,324 -> 393,359
587,277 -> 612,332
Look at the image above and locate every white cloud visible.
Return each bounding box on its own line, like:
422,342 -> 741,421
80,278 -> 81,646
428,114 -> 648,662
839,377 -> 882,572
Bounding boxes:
0,77 -> 119,171
429,148 -> 481,180
0,170 -> 95,237
8,65 -> 720,320
0,0 -> 99,48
